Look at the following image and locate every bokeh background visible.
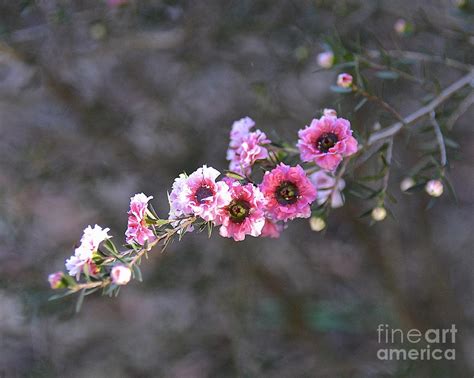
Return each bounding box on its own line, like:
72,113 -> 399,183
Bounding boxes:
1,0 -> 473,377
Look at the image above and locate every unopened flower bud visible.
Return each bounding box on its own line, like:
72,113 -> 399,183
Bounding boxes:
48,271 -> 66,289
337,73 -> 353,88
394,19 -> 407,34
317,51 -> 334,69
425,179 -> 443,197
111,265 -> 132,285
310,217 -> 326,232
323,108 -> 337,117
371,207 -> 387,221
400,177 -> 415,192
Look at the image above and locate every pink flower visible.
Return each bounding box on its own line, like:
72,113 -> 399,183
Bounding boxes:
317,51 -> 334,69
229,130 -> 270,175
169,166 -> 231,222
337,73 -> 353,88
259,163 -> 317,222
227,117 -> 270,176
125,193 -> 156,246
297,115 -> 358,171
111,265 -> 132,285
65,225 -> 111,278
168,173 -> 190,220
260,218 -> 283,238
216,182 -> 265,241
228,117 -> 255,151
48,271 -> 65,289
309,170 -> 345,208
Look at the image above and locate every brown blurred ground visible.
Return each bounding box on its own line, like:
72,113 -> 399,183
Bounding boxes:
0,0 -> 473,377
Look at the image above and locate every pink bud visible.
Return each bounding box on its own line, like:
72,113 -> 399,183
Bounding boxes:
48,271 -> 65,289
337,73 -> 353,88
425,180 -> 443,197
317,51 -> 334,69
394,19 -> 407,34
111,265 -> 132,285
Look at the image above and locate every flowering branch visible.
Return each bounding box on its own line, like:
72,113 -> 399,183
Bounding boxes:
367,70 -> 474,146
48,36 -> 473,309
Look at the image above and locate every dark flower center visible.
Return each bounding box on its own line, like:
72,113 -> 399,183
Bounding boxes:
316,132 -> 338,153
228,200 -> 251,223
195,185 -> 214,204
276,181 -> 299,205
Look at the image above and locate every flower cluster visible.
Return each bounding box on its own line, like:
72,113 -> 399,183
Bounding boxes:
50,112 -> 359,302
226,117 -> 270,176
46,18 -> 467,311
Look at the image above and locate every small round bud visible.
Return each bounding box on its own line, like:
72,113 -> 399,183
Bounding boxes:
317,51 -> 334,69
371,207 -> 387,222
323,108 -> 337,117
310,217 -> 326,232
48,271 -> 66,289
400,177 -> 415,192
337,73 -> 353,88
394,19 -> 407,34
425,179 -> 443,197
111,265 -> 132,285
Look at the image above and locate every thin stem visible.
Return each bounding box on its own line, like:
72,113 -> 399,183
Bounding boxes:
382,139 -> 393,193
356,55 -> 423,84
368,49 -> 473,72
353,86 -> 405,123
430,111 -> 447,167
367,70 -> 474,146
68,216 -> 197,293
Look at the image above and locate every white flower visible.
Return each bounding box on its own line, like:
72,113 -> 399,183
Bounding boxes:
309,171 -> 345,208
65,225 -> 111,278
111,265 -> 132,285
80,225 -> 111,251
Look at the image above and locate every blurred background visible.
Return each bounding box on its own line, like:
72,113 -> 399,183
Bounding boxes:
0,0 -> 473,377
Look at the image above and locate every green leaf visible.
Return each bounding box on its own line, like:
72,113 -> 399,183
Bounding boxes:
75,289 -> 86,313
330,85 -> 353,94
375,70 -> 400,80
444,138 -> 460,149
151,219 -> 173,227
48,290 -> 76,301
359,208 -> 374,218
207,221 -> 213,238
405,183 -> 427,193
132,264 -> 143,282
354,97 -> 368,112
225,171 -> 246,180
